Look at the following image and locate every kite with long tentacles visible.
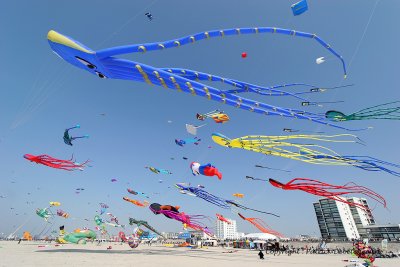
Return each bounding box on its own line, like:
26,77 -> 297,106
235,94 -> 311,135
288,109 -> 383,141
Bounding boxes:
47,27 -> 363,131
212,133 -> 400,177
325,101 -> 400,122
216,214 -> 231,224
269,178 -> 386,211
149,203 -> 213,235
129,218 -> 165,238
238,213 -> 283,238
123,197 -> 149,207
175,183 -> 279,217
63,125 -> 89,146
24,154 -> 89,171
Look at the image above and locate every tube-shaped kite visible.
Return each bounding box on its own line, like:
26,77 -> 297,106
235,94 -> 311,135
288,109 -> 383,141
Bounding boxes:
57,209 -> 69,218
127,189 -> 149,198
145,166 -> 172,174
47,27 -> 358,131
216,214 -> 231,224
175,137 -> 201,147
197,110 -> 230,123
123,197 -> 149,207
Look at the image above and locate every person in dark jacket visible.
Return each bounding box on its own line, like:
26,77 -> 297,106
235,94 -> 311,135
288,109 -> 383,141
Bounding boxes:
258,250 -> 265,260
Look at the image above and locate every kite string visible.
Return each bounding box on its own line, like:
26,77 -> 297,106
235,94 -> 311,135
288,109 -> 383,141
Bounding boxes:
95,0 -> 159,49
347,0 -> 381,73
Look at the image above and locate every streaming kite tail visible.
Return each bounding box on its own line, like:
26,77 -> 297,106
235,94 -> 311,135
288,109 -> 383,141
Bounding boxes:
343,156 -> 400,177
146,67 -> 363,131
71,135 -> 89,140
65,125 -> 80,131
162,68 -> 319,102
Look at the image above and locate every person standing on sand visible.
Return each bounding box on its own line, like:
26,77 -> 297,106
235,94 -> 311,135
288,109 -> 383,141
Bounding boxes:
258,250 -> 265,260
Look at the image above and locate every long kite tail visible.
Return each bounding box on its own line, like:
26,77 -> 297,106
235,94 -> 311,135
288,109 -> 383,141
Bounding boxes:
342,155 -> 400,177
353,101 -> 400,120
96,27 -> 347,77
163,68 -> 320,101
283,178 -> 386,208
122,63 -> 363,131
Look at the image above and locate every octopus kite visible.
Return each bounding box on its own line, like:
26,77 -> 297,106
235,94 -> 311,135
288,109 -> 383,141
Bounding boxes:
24,154 -> 89,171
175,183 -> 279,217
212,133 -> 400,177
216,214 -> 231,224
123,197 -> 149,207
63,125 -> 89,146
149,203 -> 212,235
129,218 -> 165,238
269,178 -> 386,210
325,101 -> 400,121
238,213 -> 283,238
47,27 -> 360,131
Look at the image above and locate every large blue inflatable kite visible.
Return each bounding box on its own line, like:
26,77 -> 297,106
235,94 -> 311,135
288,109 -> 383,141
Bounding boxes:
47,27 -> 353,130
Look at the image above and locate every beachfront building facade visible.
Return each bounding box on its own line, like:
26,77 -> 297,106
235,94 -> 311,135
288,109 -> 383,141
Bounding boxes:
215,218 -> 239,240
347,197 -> 376,238
313,197 -> 373,240
362,224 -> 400,241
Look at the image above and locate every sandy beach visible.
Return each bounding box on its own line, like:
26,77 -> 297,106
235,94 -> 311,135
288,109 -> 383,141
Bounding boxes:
0,241 -> 399,267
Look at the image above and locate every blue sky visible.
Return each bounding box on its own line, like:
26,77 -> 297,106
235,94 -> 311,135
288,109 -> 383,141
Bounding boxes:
1,0 -> 399,238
